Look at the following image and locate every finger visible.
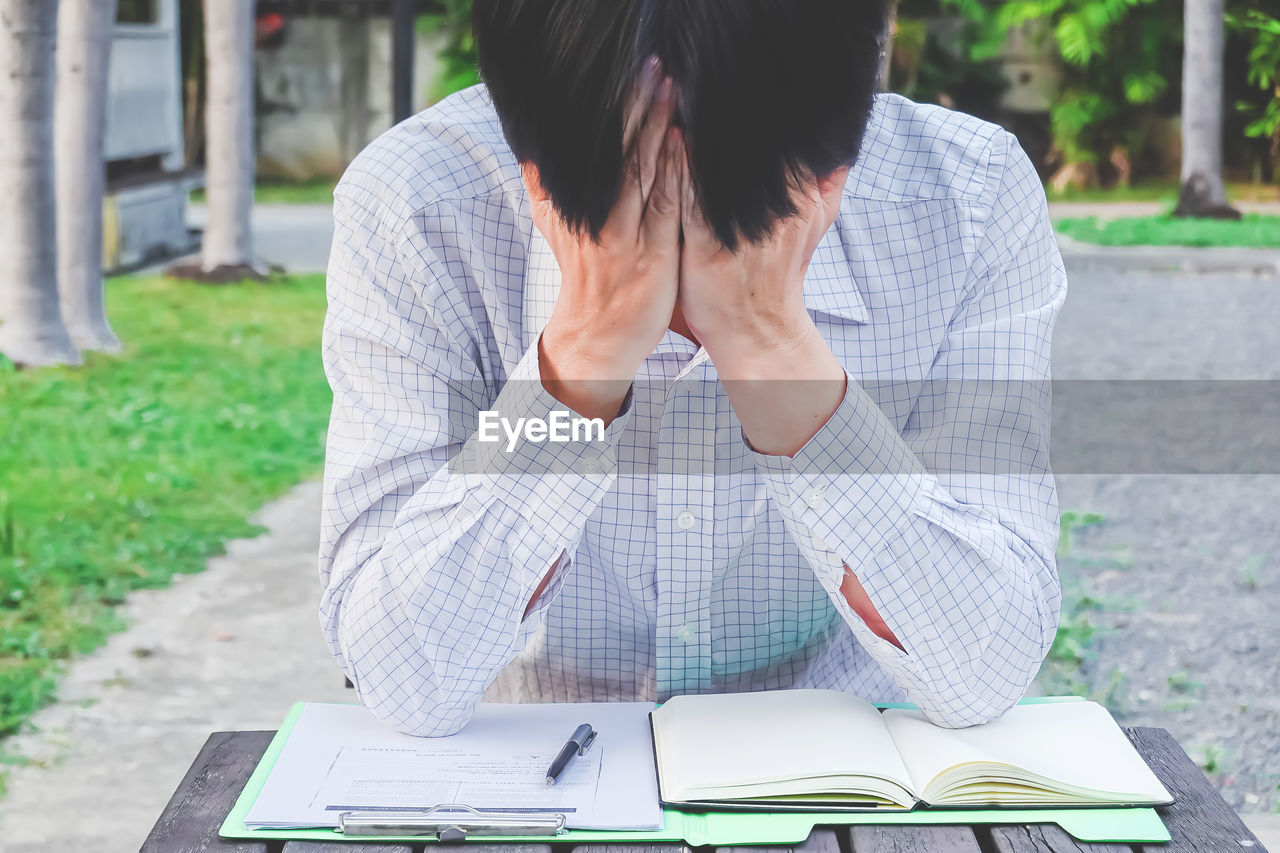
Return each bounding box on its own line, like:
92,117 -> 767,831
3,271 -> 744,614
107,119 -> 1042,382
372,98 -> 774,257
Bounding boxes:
636,76 -> 676,200
616,75 -> 675,231
642,126 -> 682,248
620,55 -> 662,152
679,140 -> 716,248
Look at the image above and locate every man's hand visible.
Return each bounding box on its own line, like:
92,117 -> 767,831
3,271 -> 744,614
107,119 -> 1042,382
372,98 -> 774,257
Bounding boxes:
676,150 -> 851,455
526,57 -> 684,423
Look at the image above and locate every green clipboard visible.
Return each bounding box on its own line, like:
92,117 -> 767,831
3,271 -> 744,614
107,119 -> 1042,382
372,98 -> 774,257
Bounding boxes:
219,699 -> 1171,846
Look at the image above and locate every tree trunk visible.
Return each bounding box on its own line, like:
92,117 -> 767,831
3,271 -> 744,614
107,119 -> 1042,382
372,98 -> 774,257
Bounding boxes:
201,0 -> 259,274
391,0 -> 414,123
1175,0 -> 1241,219
878,0 -> 898,94
0,0 -> 80,367
339,5 -> 370,165
56,0 -> 121,353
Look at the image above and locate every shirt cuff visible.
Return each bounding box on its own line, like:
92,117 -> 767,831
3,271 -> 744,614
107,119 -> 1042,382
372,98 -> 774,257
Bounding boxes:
748,371 -> 929,581
461,334 -> 631,552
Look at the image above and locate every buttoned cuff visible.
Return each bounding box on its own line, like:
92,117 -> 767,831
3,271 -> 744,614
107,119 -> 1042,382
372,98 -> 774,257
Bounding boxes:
749,371 -> 929,582
461,335 -> 631,553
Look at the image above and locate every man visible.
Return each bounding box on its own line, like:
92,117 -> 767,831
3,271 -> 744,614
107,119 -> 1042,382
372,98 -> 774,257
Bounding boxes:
320,0 -> 1066,737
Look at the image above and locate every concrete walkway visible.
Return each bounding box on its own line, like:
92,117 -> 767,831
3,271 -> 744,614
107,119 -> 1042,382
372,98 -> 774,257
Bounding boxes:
185,203 -> 335,274
0,482 -> 349,853
183,201 -> 1280,280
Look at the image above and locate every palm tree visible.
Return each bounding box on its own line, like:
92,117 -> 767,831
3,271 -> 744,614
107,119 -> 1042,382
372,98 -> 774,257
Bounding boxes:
201,0 -> 261,277
0,0 -> 80,367
56,0 -> 122,353
1175,0 -> 1241,218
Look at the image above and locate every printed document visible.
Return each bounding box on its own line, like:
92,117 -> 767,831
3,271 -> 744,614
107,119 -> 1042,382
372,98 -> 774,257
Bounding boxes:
245,701 -> 662,830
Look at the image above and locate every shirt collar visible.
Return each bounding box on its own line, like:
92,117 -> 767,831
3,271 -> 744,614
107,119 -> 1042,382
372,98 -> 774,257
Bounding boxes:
802,212 -> 871,324
522,216 -> 869,351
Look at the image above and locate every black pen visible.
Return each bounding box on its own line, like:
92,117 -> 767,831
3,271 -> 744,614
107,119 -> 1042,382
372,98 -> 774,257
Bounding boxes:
545,723 -> 597,785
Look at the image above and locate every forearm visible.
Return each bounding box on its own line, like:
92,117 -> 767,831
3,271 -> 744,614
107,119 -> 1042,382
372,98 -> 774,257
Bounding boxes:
525,555 -> 562,618
329,486 -> 570,736
323,340 -> 628,735
748,375 -> 1060,726
842,507 -> 1058,725
711,322 -> 903,647
839,569 -> 903,651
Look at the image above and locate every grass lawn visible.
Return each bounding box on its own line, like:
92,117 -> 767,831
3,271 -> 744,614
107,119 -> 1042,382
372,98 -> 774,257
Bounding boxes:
190,177 -> 338,206
0,274 -> 331,742
1054,213 -> 1280,248
1046,179 -> 1280,204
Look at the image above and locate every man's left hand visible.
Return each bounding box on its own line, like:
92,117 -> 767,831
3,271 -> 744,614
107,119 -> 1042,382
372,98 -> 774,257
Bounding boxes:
676,147 -> 851,456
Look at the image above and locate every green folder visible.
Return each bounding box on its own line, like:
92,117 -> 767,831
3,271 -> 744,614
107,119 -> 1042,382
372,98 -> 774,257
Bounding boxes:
219,699 -> 1171,846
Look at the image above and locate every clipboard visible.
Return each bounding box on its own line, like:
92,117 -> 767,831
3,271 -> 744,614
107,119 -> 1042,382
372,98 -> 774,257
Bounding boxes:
219,701 -> 1172,845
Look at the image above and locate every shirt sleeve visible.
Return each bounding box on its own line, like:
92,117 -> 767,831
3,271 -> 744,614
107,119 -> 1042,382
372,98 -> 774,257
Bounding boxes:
750,130 -> 1067,727
319,194 -> 628,736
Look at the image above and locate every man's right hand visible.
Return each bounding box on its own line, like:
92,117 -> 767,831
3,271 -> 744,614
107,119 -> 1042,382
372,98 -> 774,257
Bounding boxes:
523,57 -> 684,424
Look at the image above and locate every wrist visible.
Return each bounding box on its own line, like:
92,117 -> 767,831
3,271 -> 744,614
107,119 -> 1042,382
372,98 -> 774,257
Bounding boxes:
702,314 -> 829,381
537,325 -> 633,423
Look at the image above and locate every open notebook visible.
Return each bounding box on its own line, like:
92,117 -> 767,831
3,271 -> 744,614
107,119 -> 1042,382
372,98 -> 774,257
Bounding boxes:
651,690 -> 1173,811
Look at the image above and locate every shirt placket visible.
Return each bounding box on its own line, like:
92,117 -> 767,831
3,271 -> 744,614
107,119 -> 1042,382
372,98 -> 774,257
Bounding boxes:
655,355 -> 716,700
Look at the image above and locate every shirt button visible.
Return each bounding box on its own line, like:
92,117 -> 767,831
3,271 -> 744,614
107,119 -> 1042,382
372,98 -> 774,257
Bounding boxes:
581,455 -> 604,476
677,625 -> 695,643
675,510 -> 697,530
803,486 -> 826,508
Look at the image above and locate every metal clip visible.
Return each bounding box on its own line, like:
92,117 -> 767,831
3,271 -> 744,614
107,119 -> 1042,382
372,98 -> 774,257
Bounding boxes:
579,727 -> 597,754
337,803 -> 567,840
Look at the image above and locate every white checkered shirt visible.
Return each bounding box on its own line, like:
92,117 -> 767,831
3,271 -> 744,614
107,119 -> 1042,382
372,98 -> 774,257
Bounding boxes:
320,85 -> 1066,736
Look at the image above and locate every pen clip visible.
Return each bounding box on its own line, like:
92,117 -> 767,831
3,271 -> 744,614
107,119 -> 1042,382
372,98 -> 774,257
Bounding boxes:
578,728 -> 597,754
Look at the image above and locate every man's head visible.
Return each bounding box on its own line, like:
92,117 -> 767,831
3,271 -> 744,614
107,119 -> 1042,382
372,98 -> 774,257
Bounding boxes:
473,0 -> 889,250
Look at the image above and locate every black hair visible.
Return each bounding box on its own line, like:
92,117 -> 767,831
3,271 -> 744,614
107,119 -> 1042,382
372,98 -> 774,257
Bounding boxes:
473,0 -> 889,249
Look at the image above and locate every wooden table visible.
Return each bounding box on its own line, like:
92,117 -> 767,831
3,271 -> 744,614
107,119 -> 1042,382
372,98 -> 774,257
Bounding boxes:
140,726 -> 1269,853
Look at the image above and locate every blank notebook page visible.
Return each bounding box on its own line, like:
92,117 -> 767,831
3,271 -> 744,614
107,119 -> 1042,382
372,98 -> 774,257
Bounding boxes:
882,701 -> 1173,802
658,689 -> 913,794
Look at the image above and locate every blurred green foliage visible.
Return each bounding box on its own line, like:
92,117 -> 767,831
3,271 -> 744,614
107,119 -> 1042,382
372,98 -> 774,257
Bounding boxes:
0,275 -> 331,739
940,0 -> 1176,168
887,8 -> 1008,119
418,0 -> 480,104
1229,10 -> 1280,149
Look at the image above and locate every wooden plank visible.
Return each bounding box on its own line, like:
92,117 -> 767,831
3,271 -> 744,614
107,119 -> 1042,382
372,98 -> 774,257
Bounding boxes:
1127,726 -> 1269,853
848,824 -> 983,852
139,730 -> 274,853
281,840 -> 414,845
986,823 -> 1136,852
720,827 -> 842,853
281,837 -> 416,852
281,845 -> 550,853
571,844 -> 691,853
